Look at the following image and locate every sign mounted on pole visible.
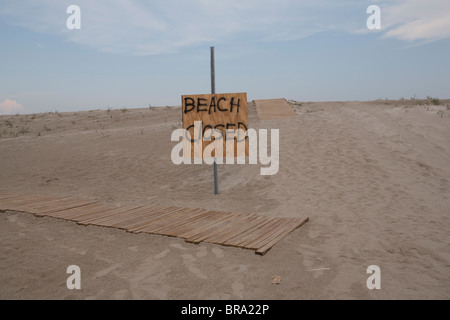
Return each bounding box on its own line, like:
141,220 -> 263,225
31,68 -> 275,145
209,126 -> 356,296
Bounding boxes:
181,92 -> 248,160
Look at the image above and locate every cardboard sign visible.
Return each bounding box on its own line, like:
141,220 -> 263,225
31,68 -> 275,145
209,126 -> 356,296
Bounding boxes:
181,92 -> 248,159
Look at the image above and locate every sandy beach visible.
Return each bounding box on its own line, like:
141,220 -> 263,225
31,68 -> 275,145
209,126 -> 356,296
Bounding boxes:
1,99 -> 449,299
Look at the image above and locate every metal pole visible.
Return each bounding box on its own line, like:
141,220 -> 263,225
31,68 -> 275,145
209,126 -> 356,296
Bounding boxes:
210,46 -> 215,94
211,46 -> 218,195
213,160 -> 218,194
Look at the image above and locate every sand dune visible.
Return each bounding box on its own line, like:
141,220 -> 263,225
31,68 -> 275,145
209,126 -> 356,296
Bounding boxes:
0,100 -> 449,299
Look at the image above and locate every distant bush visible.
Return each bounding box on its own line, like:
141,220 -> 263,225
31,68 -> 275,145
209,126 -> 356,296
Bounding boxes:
426,96 -> 441,106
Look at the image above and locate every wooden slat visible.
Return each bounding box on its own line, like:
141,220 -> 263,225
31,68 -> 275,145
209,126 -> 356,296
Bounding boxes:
222,217 -> 274,246
0,190 -> 309,254
254,98 -> 296,120
185,213 -> 243,244
149,209 -> 210,236
125,206 -> 184,232
76,205 -> 142,225
109,206 -> 167,228
31,199 -> 96,215
246,218 -> 296,249
0,195 -> 60,209
204,213 -> 261,244
59,205 -> 117,222
89,205 -> 147,226
12,197 -> 78,214
202,214 -> 263,244
216,215 -> 270,245
81,206 -> 145,226
232,218 -> 284,247
100,205 -> 162,227
0,191 -> 22,200
18,197 -> 80,212
255,217 -> 309,255
111,206 -> 172,230
48,203 -> 112,219
193,213 -> 257,244
177,211 -> 233,239
137,208 -> 204,234
0,194 -> 44,205
119,206 -> 176,232
155,210 -> 219,237
132,207 -> 199,234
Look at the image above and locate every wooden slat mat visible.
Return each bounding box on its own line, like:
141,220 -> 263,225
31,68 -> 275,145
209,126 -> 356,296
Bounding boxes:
0,191 -> 308,255
253,98 -> 296,120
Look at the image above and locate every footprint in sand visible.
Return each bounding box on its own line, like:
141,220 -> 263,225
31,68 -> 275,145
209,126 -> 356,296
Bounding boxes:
196,246 -> 208,258
153,249 -> 170,260
221,264 -> 247,273
61,245 -> 87,256
212,247 -> 224,258
170,243 -> 188,250
182,254 -> 207,279
105,235 -> 116,242
231,281 -> 245,298
95,263 -> 122,278
127,256 -> 172,299
7,215 -> 18,223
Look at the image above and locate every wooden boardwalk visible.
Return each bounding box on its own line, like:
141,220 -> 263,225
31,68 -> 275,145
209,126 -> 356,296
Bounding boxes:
0,191 -> 308,255
253,98 -> 296,120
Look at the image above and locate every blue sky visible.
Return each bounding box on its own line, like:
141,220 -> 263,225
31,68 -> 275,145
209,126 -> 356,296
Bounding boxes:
1,0 -> 449,114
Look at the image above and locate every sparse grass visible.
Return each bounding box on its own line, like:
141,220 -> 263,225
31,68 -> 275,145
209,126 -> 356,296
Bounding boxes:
5,120 -> 13,128
426,96 -> 441,106
18,126 -> 30,134
287,100 -> 303,107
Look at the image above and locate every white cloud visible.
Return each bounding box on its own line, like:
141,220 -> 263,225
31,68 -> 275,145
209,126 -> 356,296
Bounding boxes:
381,0 -> 450,41
0,99 -> 25,114
1,0 -> 448,56
0,0 -> 363,55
